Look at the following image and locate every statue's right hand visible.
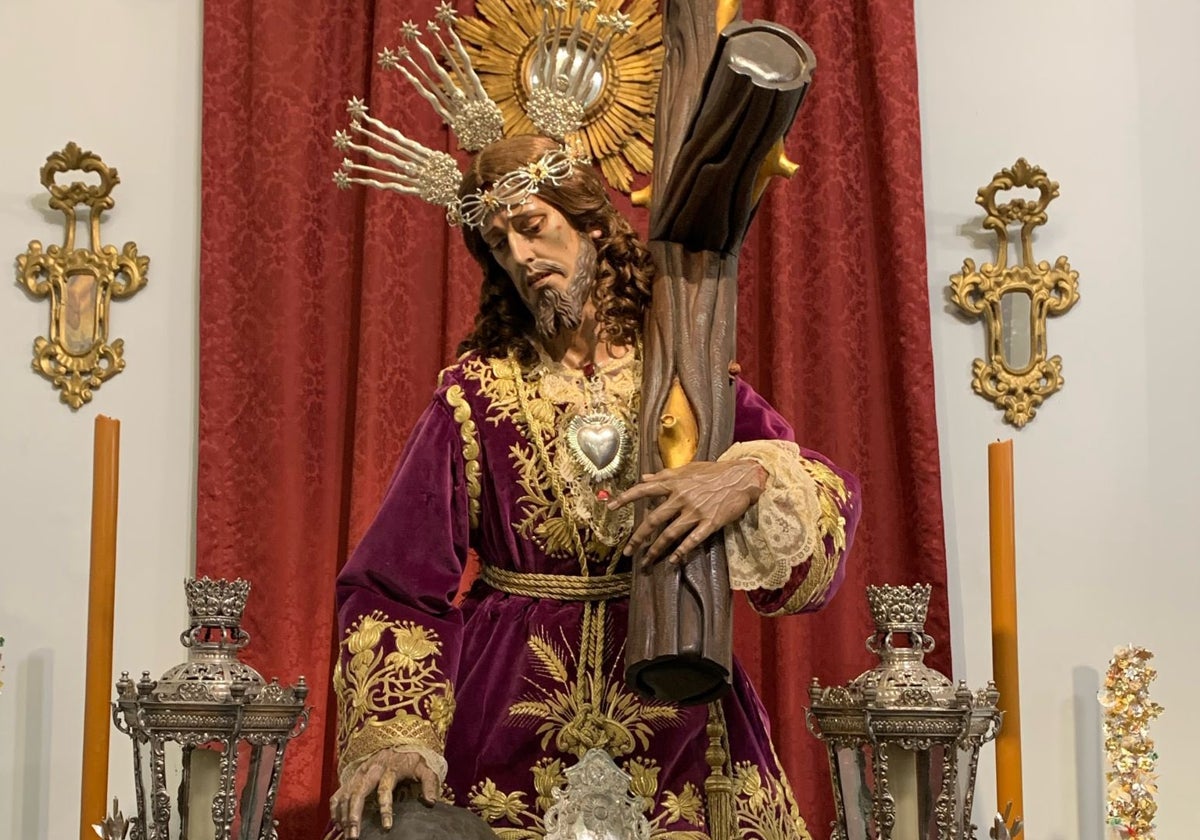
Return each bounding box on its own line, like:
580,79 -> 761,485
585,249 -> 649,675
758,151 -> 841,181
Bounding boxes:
329,748 -> 439,839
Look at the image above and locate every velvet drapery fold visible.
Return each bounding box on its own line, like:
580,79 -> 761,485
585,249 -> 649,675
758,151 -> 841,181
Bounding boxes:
198,0 -> 947,834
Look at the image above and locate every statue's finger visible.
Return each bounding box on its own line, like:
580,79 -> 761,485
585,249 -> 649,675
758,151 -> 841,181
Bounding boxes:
608,480 -> 670,509
643,515 -> 698,567
377,768 -> 397,830
624,500 -> 679,557
668,522 -> 718,565
416,761 -> 439,806
347,786 -> 370,840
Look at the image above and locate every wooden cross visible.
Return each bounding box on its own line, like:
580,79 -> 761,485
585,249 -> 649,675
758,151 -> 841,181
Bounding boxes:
625,0 -> 816,705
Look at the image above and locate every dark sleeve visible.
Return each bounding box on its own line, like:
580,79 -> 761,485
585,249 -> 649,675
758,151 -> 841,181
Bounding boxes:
332,392 -> 472,777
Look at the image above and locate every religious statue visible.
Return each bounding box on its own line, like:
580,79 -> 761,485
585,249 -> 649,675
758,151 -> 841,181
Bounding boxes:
325,1 -> 861,838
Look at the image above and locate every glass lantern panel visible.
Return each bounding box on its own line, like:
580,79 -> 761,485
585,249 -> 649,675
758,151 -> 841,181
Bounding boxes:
231,741 -> 280,840
834,744 -> 874,840
914,744 -> 947,840
184,744 -> 226,840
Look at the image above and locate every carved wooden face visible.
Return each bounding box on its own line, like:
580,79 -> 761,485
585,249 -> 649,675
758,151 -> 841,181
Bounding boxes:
482,195 -> 602,337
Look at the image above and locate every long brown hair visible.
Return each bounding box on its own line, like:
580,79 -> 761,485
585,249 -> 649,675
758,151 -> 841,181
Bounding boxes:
455,136 -> 654,365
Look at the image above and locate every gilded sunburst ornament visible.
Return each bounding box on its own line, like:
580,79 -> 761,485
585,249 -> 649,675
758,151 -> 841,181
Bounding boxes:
456,0 -> 663,192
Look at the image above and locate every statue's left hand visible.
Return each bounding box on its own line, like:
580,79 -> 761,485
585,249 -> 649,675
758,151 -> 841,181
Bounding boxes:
608,459 -> 767,568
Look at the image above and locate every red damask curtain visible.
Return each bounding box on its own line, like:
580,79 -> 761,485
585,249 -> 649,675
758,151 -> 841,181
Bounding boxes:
199,0 -> 948,835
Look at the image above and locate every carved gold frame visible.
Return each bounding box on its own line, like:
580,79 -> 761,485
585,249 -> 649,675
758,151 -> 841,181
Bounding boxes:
17,143 -> 148,409
949,159 -> 1079,428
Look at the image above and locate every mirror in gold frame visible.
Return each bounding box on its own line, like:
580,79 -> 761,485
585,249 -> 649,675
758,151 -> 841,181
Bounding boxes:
950,158 -> 1079,428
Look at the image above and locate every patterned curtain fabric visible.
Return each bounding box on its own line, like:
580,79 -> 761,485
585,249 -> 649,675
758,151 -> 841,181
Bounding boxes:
198,0 -> 948,834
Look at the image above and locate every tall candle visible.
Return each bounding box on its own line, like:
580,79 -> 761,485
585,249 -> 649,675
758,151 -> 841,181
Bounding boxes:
80,415 -> 120,840
988,439 -> 1023,823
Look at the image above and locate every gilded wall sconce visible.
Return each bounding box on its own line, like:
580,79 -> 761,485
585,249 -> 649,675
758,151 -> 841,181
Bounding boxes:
16,142 -> 149,409
949,159 -> 1079,427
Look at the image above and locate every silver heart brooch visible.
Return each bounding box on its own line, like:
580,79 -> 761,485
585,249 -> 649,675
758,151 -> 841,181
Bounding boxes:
565,411 -> 629,481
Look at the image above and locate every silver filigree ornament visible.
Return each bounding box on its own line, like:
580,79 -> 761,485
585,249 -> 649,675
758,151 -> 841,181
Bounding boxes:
389,11 -> 504,152
808,584 -> 1002,840
526,2 -> 634,139
525,88 -> 587,143
452,144 -> 587,228
543,748 -> 650,840
112,578 -> 310,840
333,102 -> 465,209
566,411 -> 629,481
93,798 -> 130,840
331,1 -> 626,227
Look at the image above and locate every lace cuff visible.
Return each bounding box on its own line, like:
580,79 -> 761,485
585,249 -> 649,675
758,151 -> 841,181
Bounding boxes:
719,440 -> 821,591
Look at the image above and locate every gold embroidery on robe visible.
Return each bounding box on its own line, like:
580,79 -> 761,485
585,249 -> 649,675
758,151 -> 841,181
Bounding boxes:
506,630 -> 681,758
334,613 -> 456,775
461,353 -> 640,558
446,383 -> 482,529
732,760 -> 813,840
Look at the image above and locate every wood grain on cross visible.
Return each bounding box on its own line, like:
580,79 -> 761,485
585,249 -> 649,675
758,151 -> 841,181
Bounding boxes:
625,0 -> 815,705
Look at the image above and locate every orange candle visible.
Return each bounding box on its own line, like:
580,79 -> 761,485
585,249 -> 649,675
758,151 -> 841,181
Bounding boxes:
80,415 -> 120,840
988,439 -> 1023,824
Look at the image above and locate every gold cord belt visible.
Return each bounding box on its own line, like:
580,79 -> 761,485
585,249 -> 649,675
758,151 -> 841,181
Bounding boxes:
479,564 -> 631,601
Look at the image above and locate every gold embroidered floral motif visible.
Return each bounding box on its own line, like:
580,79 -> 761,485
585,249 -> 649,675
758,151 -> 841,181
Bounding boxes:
531,757 -> 567,813
767,456 -> 851,617
802,458 -> 849,549
462,353 -> 640,558
662,782 -> 705,826
445,384 -> 482,528
624,756 -> 708,838
470,779 -> 528,823
732,760 -> 813,840
507,630 -> 681,758
334,613 -> 456,775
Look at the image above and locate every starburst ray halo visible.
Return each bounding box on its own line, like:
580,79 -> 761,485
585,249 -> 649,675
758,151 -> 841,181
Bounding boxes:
333,97 -> 464,209
330,3 -> 504,223
456,0 -> 663,191
377,2 -> 506,152
332,0 -> 658,222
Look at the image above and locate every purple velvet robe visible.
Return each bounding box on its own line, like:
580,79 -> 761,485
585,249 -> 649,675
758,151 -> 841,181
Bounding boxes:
334,352 -> 860,839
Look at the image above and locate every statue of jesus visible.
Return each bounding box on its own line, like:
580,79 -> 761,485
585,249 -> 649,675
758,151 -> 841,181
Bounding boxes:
327,133 -> 860,840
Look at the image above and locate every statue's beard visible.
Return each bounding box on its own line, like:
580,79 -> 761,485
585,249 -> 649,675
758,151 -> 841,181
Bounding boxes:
531,235 -> 597,339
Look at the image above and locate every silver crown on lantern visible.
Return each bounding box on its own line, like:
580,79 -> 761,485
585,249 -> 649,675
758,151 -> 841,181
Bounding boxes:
332,0 -> 631,226
866,581 -> 931,638
184,576 -> 251,630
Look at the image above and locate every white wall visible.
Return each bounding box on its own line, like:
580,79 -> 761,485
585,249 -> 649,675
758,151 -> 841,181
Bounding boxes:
0,2 -> 201,839
917,2 -> 1198,838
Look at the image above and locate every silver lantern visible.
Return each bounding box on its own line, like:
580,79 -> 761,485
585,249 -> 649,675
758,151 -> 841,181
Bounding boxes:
807,584 -> 1001,840
113,578 -> 310,840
